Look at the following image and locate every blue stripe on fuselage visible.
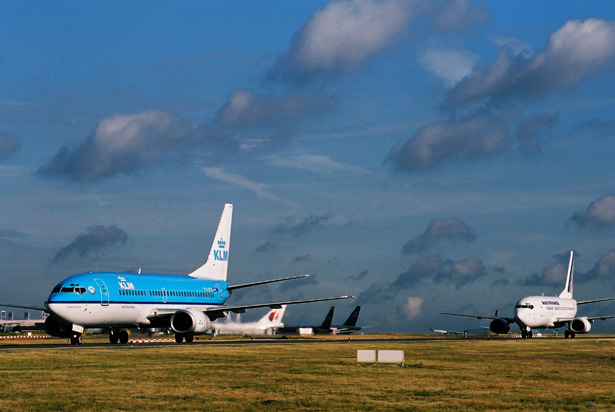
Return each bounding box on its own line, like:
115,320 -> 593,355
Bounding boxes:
47,272 -> 231,306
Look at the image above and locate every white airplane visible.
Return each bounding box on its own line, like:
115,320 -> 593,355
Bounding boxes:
0,204 -> 353,344
429,327 -> 492,336
212,306 -> 286,336
442,251 -> 615,338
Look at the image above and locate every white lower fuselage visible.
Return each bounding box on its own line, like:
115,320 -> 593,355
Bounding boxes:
514,296 -> 577,329
47,302 -> 215,329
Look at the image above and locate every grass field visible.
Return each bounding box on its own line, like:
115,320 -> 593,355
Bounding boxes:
1,335 -> 615,411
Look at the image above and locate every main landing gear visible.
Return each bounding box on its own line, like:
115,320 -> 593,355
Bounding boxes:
521,329 -> 533,339
564,330 -> 576,339
108,329 -> 131,344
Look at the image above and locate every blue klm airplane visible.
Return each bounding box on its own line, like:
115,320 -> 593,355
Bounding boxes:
0,204 -> 353,344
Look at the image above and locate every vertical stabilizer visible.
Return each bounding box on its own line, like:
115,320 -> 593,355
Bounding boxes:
321,306 -> 335,329
343,306 -> 361,327
188,204 -> 233,281
256,306 -> 287,327
559,251 -> 574,299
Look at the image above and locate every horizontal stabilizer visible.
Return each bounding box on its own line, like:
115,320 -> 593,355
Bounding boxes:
228,275 -> 309,291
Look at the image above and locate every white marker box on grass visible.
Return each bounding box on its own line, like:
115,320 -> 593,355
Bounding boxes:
357,350 -> 376,363
377,350 -> 404,365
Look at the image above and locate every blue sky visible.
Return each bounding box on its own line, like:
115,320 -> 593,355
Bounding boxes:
2,1 -> 615,333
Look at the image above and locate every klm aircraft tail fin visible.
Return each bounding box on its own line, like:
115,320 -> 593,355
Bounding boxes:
189,203 -> 233,281
559,251 -> 574,299
256,305 -> 286,327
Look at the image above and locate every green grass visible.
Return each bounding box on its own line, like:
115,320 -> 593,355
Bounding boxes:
1,336 -> 615,411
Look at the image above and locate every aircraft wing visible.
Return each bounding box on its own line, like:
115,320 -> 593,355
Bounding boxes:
587,315 -> 615,321
146,295 -> 355,324
577,297 -> 615,305
441,312 -> 515,323
204,295 -> 355,320
0,303 -> 48,312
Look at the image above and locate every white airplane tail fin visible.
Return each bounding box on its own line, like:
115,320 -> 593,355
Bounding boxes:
188,204 -> 233,281
559,251 -> 574,299
256,306 -> 287,327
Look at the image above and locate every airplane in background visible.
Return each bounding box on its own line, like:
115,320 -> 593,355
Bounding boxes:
429,327 -> 492,336
442,251 -> 615,338
212,305 -> 286,336
0,204 -> 353,344
277,306 -> 362,335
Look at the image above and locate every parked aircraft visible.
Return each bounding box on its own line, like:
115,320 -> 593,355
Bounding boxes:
212,306 -> 286,336
442,251 -> 615,338
0,204 -> 353,344
277,306 -> 362,335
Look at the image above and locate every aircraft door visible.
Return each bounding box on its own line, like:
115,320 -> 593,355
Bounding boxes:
94,279 -> 110,306
162,288 -> 168,304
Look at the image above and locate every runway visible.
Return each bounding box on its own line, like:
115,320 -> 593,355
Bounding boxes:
2,334 -> 614,350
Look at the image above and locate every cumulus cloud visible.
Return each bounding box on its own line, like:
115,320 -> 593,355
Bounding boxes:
520,252 -> 572,287
387,114 -> 510,172
38,111 -> 241,183
269,0 -> 416,83
586,250 -> 615,280
572,194 -> 615,228
39,111 -> 177,182
402,217 -> 477,254
391,254 -> 485,289
445,18 -> 615,107
0,134 -> 20,160
402,296 -> 424,320
217,89 -> 330,127
53,225 -> 128,263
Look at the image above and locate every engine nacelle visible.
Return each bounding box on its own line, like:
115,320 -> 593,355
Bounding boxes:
170,309 -> 211,335
489,318 -> 510,334
45,316 -> 73,338
570,317 -> 591,334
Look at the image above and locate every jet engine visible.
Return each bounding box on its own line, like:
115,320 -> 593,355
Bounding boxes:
170,309 -> 211,335
570,317 -> 591,334
489,318 -> 510,334
45,316 -> 73,338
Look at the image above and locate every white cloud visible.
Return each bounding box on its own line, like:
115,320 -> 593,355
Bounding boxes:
402,297 -> 424,320
270,0 -> 415,81
419,47 -> 478,87
268,154 -> 367,174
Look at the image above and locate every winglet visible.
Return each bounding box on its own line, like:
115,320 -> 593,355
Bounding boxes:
559,251 -> 574,299
189,204 -> 233,281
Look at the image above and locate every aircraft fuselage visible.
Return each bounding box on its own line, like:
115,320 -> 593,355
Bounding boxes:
514,296 -> 577,329
46,272 -> 231,329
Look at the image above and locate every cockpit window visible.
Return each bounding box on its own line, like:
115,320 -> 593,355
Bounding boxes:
56,284 -> 87,294
515,303 -> 534,309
